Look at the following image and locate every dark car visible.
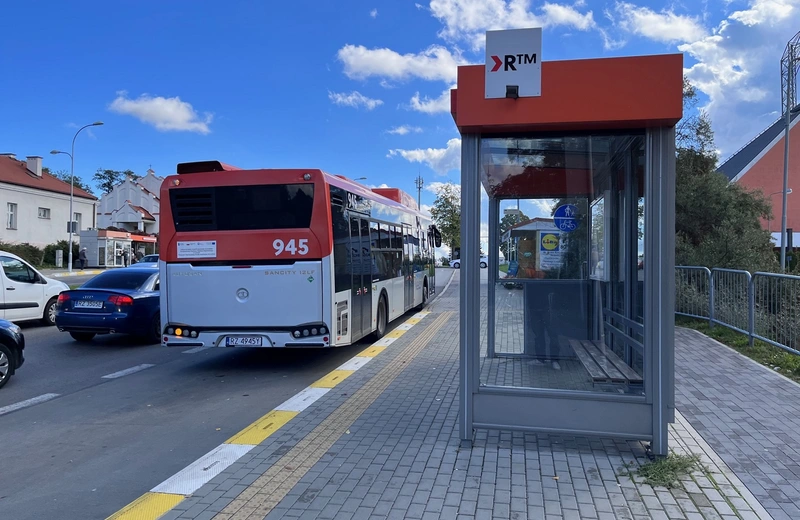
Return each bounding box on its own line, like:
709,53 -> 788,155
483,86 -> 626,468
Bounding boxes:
133,254 -> 159,265
0,319 -> 25,389
55,266 -> 160,343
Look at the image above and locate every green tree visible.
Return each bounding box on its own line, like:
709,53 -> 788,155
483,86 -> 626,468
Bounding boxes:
499,210 -> 530,259
675,78 -> 777,271
43,167 -> 94,195
93,168 -> 139,194
430,182 -> 461,253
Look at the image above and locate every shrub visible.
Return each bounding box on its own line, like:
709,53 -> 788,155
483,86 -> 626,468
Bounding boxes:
0,241 -> 45,266
1,240 -> 80,267
42,240 -> 79,266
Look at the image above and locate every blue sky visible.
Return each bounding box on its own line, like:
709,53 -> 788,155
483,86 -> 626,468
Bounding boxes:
1,0 -> 799,251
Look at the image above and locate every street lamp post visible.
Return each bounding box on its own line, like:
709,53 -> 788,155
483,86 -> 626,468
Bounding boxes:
779,32 -> 800,272
768,189 -> 793,233
51,121 -> 103,273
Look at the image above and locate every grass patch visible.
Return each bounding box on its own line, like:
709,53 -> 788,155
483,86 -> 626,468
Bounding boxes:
624,453 -> 701,489
69,284 -> 81,290
677,316 -> 800,383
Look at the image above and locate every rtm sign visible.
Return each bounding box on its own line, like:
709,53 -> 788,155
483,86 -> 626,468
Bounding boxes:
485,28 -> 542,99
490,52 -> 537,72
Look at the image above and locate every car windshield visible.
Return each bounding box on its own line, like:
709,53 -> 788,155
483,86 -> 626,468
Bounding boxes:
81,270 -> 155,291
140,255 -> 158,262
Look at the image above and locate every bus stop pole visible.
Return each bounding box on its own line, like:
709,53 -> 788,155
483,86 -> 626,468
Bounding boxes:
459,134 -> 481,446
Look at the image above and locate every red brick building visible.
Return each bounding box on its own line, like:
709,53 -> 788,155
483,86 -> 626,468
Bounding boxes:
717,106 -> 800,247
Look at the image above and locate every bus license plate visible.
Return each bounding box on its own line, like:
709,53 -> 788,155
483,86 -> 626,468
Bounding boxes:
225,336 -> 263,346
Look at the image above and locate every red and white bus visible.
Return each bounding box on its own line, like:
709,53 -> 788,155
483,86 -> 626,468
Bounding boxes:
158,161 -> 441,349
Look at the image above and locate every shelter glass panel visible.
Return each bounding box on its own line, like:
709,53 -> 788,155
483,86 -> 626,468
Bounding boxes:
482,133 -> 646,395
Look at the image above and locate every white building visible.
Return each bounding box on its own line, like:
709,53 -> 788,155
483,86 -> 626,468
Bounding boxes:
96,168 -> 163,234
0,154 -> 98,247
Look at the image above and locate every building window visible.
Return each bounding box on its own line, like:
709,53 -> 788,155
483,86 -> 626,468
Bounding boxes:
6,203 -> 17,229
38,207 -> 51,219
74,212 -> 82,231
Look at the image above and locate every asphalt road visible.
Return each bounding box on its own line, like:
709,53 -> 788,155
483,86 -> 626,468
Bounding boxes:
0,319 -> 375,519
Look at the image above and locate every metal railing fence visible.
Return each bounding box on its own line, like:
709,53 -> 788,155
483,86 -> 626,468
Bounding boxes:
676,266 -> 800,355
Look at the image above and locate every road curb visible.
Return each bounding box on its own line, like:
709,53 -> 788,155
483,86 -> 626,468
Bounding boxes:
47,270 -> 104,278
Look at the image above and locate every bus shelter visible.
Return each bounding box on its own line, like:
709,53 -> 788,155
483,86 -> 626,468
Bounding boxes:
452,32 -> 682,456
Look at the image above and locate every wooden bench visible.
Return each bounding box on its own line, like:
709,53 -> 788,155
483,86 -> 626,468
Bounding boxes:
569,339 -> 643,385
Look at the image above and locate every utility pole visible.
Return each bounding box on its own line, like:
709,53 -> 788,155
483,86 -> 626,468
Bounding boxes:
780,31 -> 800,272
414,174 -> 424,210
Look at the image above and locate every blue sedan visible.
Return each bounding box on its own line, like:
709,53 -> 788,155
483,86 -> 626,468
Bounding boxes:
55,265 -> 160,343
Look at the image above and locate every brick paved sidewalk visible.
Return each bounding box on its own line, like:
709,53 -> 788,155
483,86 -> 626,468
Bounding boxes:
161,272 -> 774,520
676,328 -> 800,520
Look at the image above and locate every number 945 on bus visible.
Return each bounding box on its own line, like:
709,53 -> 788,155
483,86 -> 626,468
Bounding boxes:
273,238 -> 309,256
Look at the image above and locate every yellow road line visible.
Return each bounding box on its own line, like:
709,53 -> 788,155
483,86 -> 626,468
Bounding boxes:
310,369 -> 355,388
359,345 -> 386,357
226,410 -> 299,445
107,309 -> 435,520
214,312 -> 453,520
106,492 -> 184,520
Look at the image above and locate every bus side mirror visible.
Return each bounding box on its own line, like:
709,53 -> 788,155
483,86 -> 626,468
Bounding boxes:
433,227 -> 442,248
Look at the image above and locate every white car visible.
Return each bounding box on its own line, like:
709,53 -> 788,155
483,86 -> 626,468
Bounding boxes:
0,251 -> 70,325
450,256 -> 488,269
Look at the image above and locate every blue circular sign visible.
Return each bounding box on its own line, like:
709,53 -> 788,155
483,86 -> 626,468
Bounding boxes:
553,204 -> 578,232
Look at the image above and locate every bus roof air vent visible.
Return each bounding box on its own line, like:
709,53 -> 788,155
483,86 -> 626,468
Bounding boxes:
176,161 -> 241,174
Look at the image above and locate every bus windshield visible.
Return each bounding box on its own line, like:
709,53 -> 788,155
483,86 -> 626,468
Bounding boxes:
170,184 -> 314,232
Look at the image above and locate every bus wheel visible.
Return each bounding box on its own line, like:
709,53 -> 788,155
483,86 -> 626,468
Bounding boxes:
373,295 -> 388,339
417,283 -> 428,310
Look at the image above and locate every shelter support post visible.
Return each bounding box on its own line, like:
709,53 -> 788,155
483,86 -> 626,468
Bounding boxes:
487,197 -> 500,358
645,127 -> 677,457
459,133 -> 481,446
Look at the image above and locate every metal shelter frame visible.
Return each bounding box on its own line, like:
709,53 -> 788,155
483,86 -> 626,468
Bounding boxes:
452,52 -> 683,457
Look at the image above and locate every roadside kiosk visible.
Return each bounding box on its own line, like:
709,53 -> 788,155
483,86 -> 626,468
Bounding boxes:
453,28 -> 682,456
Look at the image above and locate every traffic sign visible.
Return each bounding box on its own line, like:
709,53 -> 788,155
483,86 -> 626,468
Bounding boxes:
553,204 -> 578,232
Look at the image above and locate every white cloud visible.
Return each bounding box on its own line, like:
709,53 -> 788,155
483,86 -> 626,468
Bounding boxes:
424,180 -> 460,195
370,8 -> 378,18
108,91 -> 212,134
367,183 -> 391,189
388,137 -> 461,175
387,125 -> 423,135
429,0 -> 596,51
337,44 -> 465,83
409,85 -> 456,114
420,203 -> 433,216
614,2 -> 707,43
328,90 -> 384,110
525,199 -> 557,217
675,1 -> 800,155
729,0 -> 797,25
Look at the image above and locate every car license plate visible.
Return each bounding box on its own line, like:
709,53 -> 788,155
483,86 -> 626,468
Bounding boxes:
75,300 -> 104,309
225,336 -> 263,346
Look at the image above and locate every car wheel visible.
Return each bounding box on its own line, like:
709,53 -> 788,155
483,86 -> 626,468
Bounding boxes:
42,297 -> 58,326
372,295 -> 388,340
70,332 -> 95,342
480,262 -> 487,268
0,344 -> 13,389
453,262 -> 460,269
147,314 -> 161,344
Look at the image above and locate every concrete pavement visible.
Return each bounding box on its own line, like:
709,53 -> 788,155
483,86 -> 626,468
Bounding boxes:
130,271 -> 773,520
0,322 -> 380,520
